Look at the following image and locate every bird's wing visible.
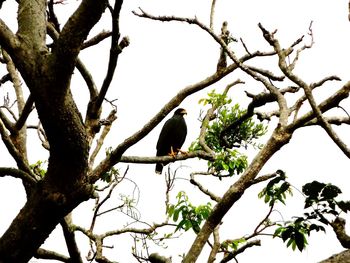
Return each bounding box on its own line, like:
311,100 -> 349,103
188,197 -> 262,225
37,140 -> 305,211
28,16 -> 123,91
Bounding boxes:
156,118 -> 176,151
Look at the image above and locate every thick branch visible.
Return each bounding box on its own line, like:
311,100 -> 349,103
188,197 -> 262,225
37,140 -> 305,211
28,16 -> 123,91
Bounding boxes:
15,94 -> 34,131
86,1 -> 126,120
0,19 -> 20,53
330,217 -> 350,249
119,150 -> 214,164
16,0 -> 47,58
0,167 -> 37,184
60,214 -> 84,263
81,30 -> 113,50
50,0 -> 108,82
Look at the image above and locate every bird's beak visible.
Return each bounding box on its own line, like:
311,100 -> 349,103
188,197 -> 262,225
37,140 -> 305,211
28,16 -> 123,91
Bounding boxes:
181,109 -> 187,115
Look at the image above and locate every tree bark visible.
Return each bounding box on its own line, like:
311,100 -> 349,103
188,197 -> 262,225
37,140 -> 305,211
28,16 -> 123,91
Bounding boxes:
0,0 -> 109,261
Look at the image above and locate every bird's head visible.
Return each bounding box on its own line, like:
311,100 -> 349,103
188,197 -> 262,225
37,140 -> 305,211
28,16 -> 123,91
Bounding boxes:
174,108 -> 187,116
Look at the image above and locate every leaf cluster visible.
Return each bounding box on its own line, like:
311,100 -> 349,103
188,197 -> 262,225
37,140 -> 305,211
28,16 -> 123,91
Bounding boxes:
191,90 -> 267,176
100,166 -> 119,183
30,160 -> 47,178
167,191 -> 212,233
205,104 -> 266,152
274,219 -> 311,252
302,181 -> 350,223
221,238 -> 247,252
273,181 -> 350,252
258,170 -> 292,206
209,149 -> 247,176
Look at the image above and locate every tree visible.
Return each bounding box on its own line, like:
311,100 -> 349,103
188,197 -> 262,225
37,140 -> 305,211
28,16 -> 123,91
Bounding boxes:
0,0 -> 350,262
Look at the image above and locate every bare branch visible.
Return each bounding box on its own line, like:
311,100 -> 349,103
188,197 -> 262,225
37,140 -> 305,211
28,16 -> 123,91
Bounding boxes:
86,1 -> 128,121
34,248 -> 70,262
208,226 -> 221,263
190,173 -> 221,202
260,24 -> 350,158
15,94 -> 34,131
89,109 -> 118,168
50,0 -> 109,82
249,172 -> 279,186
60,214 -> 84,263
220,240 -> 261,263
0,120 -> 37,179
209,0 -> 217,30
81,30 -> 113,50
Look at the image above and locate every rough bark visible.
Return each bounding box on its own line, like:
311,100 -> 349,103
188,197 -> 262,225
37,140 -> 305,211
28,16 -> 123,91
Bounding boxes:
0,0 -> 109,261
320,250 -> 350,263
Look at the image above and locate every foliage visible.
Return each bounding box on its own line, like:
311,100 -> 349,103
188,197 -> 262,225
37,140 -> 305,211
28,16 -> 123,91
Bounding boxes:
205,103 -> 267,152
100,166 -> 119,183
302,181 -> 350,224
258,170 -> 292,206
30,160 -> 47,178
274,219 -> 311,252
221,238 -> 247,251
190,90 -> 267,176
209,149 -> 248,176
167,191 -> 212,233
198,89 -> 233,108
272,181 -> 350,252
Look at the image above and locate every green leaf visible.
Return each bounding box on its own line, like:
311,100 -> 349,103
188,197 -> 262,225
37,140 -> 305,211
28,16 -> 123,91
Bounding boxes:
337,201 -> 350,213
294,231 -> 306,251
173,208 -> 180,222
302,181 -> 326,199
321,184 -> 341,199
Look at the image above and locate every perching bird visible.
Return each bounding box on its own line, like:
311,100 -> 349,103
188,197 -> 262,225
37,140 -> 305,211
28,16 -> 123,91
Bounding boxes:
155,108 -> 187,174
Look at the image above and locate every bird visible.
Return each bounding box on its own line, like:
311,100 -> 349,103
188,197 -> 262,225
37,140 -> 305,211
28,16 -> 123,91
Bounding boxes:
155,108 -> 187,174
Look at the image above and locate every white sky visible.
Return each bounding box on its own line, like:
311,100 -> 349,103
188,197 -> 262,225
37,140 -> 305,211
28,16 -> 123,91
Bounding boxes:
1,0 -> 350,262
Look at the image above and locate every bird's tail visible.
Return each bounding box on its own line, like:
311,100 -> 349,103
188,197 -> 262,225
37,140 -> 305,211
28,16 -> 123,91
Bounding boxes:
155,163 -> 163,174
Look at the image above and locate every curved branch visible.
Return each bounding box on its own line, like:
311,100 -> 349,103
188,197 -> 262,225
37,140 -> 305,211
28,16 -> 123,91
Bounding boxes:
0,167 -> 37,184
220,240 -> 261,263
209,0 -> 217,29
0,121 -> 38,180
190,173 -> 221,202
